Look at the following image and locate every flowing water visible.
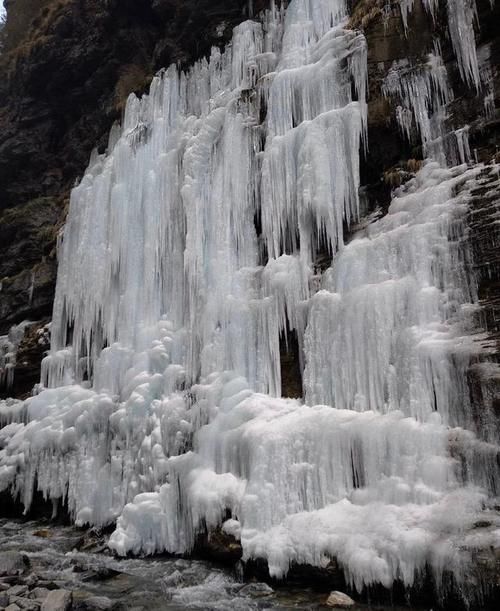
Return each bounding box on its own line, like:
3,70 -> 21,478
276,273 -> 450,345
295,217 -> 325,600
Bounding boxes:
0,519 -> 423,610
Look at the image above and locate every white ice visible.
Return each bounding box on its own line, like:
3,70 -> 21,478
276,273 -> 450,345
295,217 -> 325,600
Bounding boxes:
0,0 -> 498,601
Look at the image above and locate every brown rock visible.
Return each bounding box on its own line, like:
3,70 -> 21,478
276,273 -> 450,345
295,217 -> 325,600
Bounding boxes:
325,590 -> 355,608
32,529 -> 52,539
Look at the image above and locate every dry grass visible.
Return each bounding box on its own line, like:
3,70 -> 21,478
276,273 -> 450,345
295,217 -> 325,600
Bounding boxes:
383,158 -> 424,187
406,158 -> 423,173
348,0 -> 386,29
0,0 -> 73,75
2,0 -> 54,51
383,168 -> 404,187
114,64 -> 153,113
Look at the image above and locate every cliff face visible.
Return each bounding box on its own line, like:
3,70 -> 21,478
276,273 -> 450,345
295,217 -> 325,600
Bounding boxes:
357,0 -> 500,434
0,0 -> 259,396
0,0 -> 499,405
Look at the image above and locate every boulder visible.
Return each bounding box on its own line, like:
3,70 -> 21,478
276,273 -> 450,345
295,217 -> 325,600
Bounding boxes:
325,590 -> 355,608
238,582 -> 274,597
75,596 -> 114,610
6,585 -> 29,597
0,590 -> 10,606
32,529 -> 52,539
0,552 -> 30,577
40,590 -> 72,611
29,587 -> 50,601
10,598 -> 40,611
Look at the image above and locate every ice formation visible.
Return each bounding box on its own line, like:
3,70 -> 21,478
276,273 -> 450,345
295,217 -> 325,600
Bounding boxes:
0,0 -> 499,602
382,45 -> 475,166
397,0 -> 481,89
0,321 -> 31,390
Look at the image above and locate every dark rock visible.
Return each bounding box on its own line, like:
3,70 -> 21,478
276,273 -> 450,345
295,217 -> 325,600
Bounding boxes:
194,528 -> 243,565
32,529 -> 52,539
280,328 -> 303,399
0,575 -> 19,585
76,568 -> 121,583
0,552 -> 30,577
244,557 -> 346,591
73,596 -> 114,610
0,590 -> 10,606
237,582 -> 274,597
21,575 -> 38,588
0,487 -> 62,521
10,598 -> 40,611
72,530 -> 110,554
33,582 -> 60,592
6,585 -> 28,597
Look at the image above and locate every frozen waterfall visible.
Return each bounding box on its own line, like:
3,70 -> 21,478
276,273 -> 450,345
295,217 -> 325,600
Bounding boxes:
0,0 -> 499,603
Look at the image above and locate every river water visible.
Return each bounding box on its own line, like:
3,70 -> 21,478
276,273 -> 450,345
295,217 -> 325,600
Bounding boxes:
0,518 -> 423,610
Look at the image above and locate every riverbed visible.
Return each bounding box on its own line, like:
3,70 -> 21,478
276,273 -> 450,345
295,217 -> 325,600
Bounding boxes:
0,518 -> 424,610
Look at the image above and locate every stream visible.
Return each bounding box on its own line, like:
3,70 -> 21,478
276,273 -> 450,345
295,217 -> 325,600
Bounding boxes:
0,518 -> 423,610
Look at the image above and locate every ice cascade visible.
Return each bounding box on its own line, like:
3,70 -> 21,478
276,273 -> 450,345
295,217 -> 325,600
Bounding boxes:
0,0 -> 498,602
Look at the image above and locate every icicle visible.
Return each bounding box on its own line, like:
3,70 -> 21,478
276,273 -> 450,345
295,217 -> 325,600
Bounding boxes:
0,321 -> 31,390
446,0 -> 481,89
397,0 -> 483,90
382,45 -> 453,161
398,0 -> 438,33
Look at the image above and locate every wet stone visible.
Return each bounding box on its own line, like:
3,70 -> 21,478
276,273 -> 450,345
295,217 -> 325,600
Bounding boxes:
0,590 -> 10,606
238,582 -> 274,597
10,598 -> 40,611
40,590 -> 72,611
34,582 -> 59,591
29,588 -> 50,601
78,568 -> 121,582
32,530 -> 52,539
0,552 -> 30,577
6,585 -> 28,597
161,570 -> 182,587
74,596 -> 114,610
22,575 -> 39,588
326,590 -> 356,607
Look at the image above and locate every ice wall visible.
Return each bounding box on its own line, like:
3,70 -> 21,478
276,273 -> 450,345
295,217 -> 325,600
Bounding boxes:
0,0 -> 499,602
109,163 -> 499,593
